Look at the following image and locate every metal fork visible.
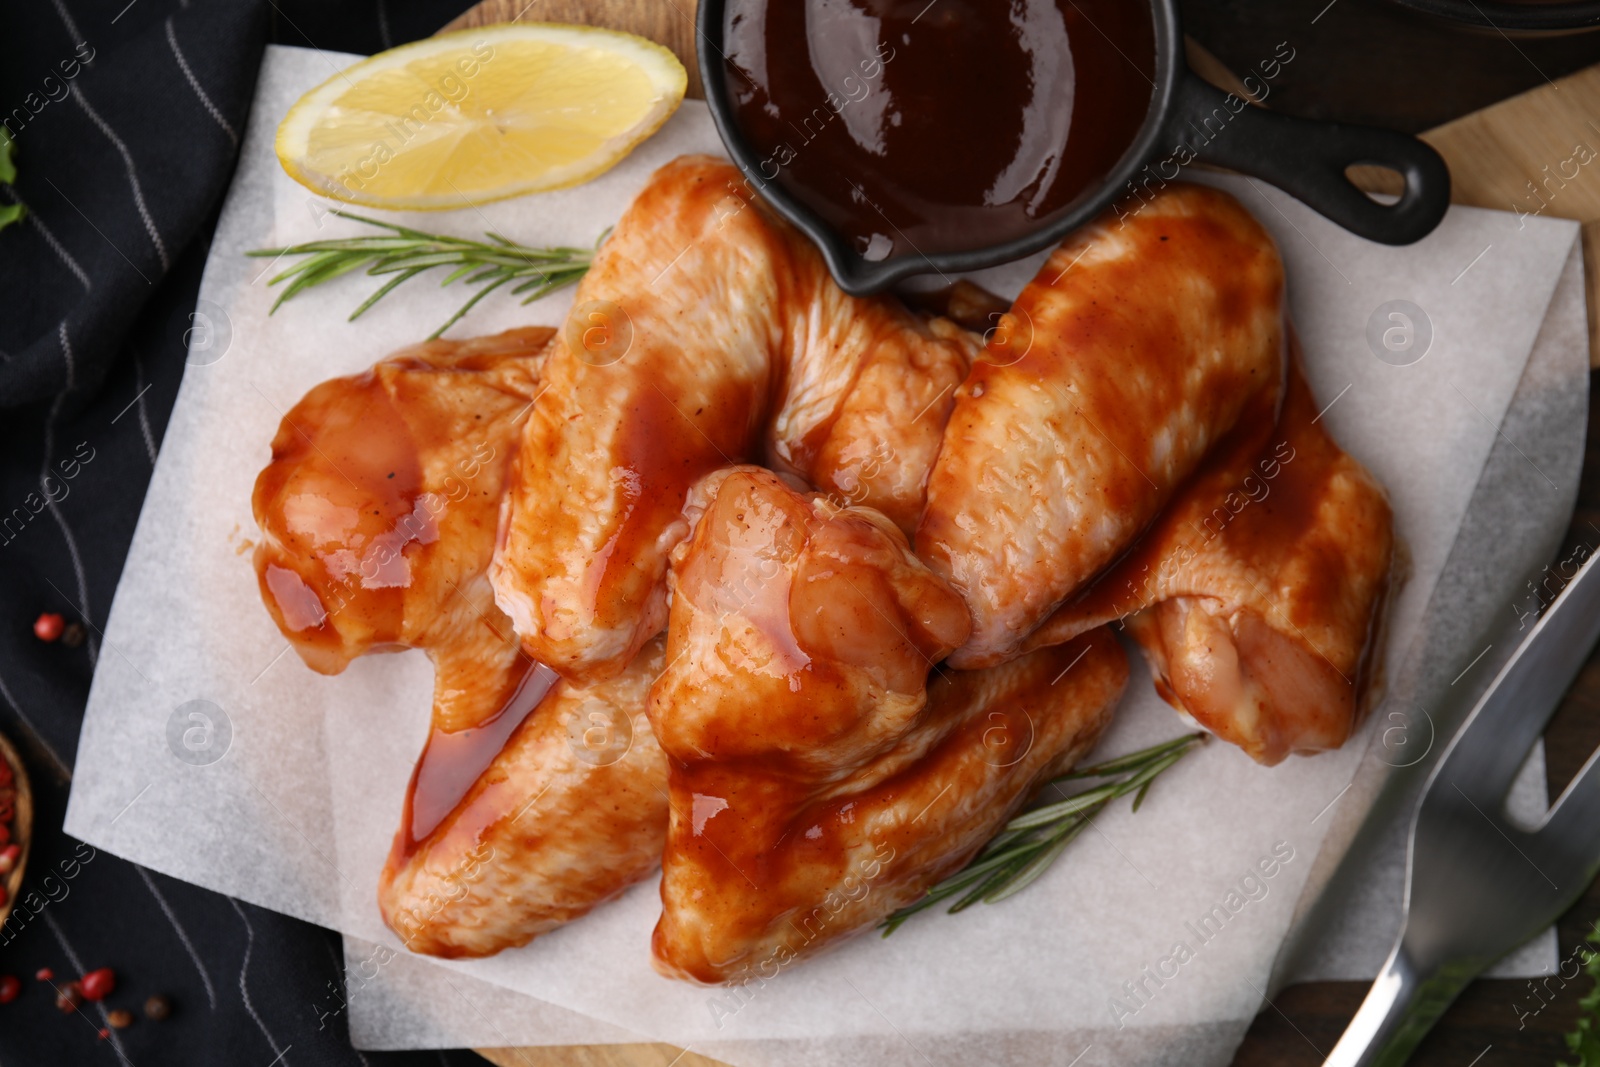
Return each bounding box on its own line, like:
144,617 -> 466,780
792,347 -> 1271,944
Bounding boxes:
1324,545 -> 1600,1067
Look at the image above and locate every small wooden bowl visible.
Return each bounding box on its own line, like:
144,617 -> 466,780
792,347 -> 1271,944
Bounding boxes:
0,731 -> 32,926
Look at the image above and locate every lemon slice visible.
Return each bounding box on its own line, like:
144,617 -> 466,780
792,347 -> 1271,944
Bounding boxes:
276,23 -> 687,210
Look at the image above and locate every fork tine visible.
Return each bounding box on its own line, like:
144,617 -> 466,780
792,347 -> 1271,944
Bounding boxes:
1435,699 -> 1550,805
1434,550 -> 1600,804
1536,743 -> 1600,863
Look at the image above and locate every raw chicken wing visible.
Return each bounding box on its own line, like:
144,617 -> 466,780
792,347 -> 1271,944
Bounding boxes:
253,327 -> 552,733
1027,344 -> 1395,764
254,329 -> 672,959
491,156 -> 976,682
381,638 -> 669,957
646,465 -> 1126,982
917,182 -> 1287,668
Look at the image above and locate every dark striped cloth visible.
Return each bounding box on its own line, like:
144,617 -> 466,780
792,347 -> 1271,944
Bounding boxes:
0,2 -> 502,1063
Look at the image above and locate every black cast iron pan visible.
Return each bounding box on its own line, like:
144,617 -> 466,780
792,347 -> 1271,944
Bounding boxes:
698,0 -> 1452,296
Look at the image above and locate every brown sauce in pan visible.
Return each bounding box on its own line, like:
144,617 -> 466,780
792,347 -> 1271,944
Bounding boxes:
723,0 -> 1157,260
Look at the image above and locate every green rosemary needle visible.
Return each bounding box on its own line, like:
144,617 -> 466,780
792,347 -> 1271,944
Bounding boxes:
879,731 -> 1208,936
248,210 -> 600,340
0,128 -> 24,234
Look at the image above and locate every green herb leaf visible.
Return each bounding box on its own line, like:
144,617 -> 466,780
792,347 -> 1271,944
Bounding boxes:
880,731 -> 1208,936
248,209 -> 598,339
1558,928 -> 1600,1066
0,128 -> 16,185
0,128 -> 24,235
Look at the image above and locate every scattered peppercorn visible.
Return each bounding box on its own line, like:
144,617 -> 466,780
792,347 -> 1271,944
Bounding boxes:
60,622 -> 86,649
143,994 -> 172,1021
0,975 -> 19,1003
32,613 -> 64,642
54,981 -> 83,1013
96,1027 -> 108,1040
79,968 -> 115,1002
34,968 -> 53,982
107,1008 -> 133,1029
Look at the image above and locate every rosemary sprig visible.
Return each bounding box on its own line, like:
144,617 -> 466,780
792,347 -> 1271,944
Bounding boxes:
880,731 -> 1208,936
248,210 -> 600,340
1559,928 -> 1600,1066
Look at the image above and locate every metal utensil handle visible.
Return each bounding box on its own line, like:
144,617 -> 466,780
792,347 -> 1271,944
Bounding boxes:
1323,945 -> 1477,1067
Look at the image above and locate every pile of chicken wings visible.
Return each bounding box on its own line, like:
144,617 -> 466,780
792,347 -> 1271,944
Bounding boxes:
252,156 -> 1394,982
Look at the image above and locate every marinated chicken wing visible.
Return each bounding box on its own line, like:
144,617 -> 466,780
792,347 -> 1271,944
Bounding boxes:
491,156 -> 976,682
256,329 -> 675,957
253,327 -> 552,733
1026,344 -> 1395,764
775,294 -> 977,533
917,182 -> 1287,668
645,465 -> 1127,982
381,638 -> 669,958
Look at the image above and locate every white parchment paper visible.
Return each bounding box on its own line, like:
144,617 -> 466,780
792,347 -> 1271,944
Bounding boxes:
341,239 -> 1587,1059
65,46 -> 1587,1066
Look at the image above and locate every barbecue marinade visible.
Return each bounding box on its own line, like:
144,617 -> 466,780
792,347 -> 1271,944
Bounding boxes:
723,0 -> 1156,259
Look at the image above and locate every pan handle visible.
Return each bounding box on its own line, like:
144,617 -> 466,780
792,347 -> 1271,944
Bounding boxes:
1163,72 -> 1450,246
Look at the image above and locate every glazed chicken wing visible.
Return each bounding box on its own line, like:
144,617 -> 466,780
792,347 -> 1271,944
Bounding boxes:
381,638 -> 669,958
774,289 -> 977,534
491,156 -> 976,682
1027,344 -> 1395,764
917,182 -> 1286,668
646,465 -> 1126,982
253,327 -> 552,733
255,329 -> 678,957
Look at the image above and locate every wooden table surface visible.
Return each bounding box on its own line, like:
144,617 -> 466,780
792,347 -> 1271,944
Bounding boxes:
442,3 -> 1600,1063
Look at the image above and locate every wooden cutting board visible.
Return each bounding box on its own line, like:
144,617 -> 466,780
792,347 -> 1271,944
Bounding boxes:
430,5 -> 1600,1064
